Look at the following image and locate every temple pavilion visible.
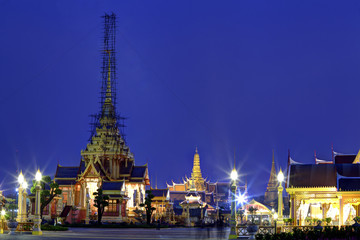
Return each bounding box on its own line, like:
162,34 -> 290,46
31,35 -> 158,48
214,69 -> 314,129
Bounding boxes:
286,151 -> 360,226
28,14 -> 149,223
167,148 -> 247,219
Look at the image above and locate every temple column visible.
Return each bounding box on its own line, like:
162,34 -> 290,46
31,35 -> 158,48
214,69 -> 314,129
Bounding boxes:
118,199 -> 122,221
85,187 -> 90,224
80,183 -> 86,208
339,196 -> 343,227
290,194 -> 295,225
69,188 -> 73,206
16,187 -> 23,222
21,191 -> 28,222
57,196 -> 63,216
79,185 -> 83,208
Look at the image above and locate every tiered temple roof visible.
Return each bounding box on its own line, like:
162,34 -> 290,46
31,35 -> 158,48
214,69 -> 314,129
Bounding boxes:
288,152 -> 360,191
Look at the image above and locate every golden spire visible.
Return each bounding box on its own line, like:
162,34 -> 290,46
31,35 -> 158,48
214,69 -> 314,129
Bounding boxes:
191,147 -> 202,181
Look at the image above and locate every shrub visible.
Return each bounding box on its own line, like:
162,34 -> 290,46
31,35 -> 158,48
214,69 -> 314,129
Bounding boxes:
41,224 -> 68,231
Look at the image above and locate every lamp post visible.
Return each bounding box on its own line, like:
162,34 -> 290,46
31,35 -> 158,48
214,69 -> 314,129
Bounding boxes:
1,209 -> 5,234
22,181 -> 28,223
16,171 -> 25,223
277,169 -> 284,227
32,169 -> 42,235
273,212 -> 278,234
229,168 -> 238,239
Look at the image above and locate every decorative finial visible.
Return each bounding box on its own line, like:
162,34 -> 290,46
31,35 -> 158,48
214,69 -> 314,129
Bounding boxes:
195,146 -> 198,153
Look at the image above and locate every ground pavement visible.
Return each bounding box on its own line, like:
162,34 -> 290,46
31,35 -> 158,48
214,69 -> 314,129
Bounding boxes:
0,227 -> 231,240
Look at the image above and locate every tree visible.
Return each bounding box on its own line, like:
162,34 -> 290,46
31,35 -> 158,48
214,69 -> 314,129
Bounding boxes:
30,176 -> 62,219
237,208 -> 245,224
139,190 -> 156,225
4,196 -> 16,220
93,187 -> 109,225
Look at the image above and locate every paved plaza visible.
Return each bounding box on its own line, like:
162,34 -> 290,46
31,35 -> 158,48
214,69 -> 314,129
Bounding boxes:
0,227 -> 231,240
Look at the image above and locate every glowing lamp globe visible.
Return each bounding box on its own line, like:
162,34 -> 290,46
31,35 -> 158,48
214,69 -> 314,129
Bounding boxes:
277,170 -> 284,183
23,181 -> 28,189
274,212 -> 278,220
18,171 -> 24,185
1,209 -> 5,216
230,169 -> 238,181
35,169 -> 42,182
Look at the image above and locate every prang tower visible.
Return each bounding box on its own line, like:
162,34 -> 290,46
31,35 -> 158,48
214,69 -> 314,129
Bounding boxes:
264,151 -> 278,207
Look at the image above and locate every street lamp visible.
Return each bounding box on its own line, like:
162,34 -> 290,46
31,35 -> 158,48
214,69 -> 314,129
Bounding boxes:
277,169 -> 284,227
229,168 -> 238,239
32,169 -> 42,235
273,212 -> 278,234
0,209 -> 5,234
17,171 -> 26,223
18,172 -> 24,185
230,168 -> 238,181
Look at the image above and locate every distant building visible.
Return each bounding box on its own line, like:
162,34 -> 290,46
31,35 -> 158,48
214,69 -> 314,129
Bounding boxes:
167,148 -> 247,221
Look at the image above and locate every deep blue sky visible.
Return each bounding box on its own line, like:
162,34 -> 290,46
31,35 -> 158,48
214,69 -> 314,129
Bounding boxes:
1,0 -> 360,196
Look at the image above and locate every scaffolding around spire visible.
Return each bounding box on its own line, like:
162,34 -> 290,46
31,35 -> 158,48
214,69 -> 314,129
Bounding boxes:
89,13 -> 126,141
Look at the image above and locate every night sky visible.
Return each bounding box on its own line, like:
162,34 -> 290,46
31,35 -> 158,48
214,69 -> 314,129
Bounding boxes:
1,0 -> 360,197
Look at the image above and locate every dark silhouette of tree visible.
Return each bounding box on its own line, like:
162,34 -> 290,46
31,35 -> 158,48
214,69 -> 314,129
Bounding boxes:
93,187 -> 109,225
139,190 -> 156,225
30,176 -> 62,219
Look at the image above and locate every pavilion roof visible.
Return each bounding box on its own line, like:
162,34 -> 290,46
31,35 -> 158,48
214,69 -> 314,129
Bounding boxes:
55,165 -> 79,179
130,166 -> 146,178
55,179 -> 77,186
338,179 -> 360,191
335,164 -> 360,177
289,164 -> 337,188
335,155 -> 356,164
102,181 -> 124,191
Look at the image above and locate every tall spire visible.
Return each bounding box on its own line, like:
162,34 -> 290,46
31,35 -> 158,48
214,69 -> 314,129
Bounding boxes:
100,13 -> 117,123
190,147 -> 205,191
264,150 -> 278,206
191,147 -> 202,181
268,150 -> 276,187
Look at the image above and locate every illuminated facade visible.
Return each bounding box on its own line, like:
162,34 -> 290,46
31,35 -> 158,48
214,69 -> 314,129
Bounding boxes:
286,152 -> 360,226
180,180 -> 206,226
150,189 -> 172,222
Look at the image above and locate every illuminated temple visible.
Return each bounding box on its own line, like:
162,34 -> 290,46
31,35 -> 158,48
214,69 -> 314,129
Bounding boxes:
29,14 -> 149,223
286,151 -> 360,226
167,148 -> 247,220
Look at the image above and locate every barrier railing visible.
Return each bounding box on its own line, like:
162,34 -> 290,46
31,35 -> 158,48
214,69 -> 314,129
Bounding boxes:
236,225 -> 275,237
